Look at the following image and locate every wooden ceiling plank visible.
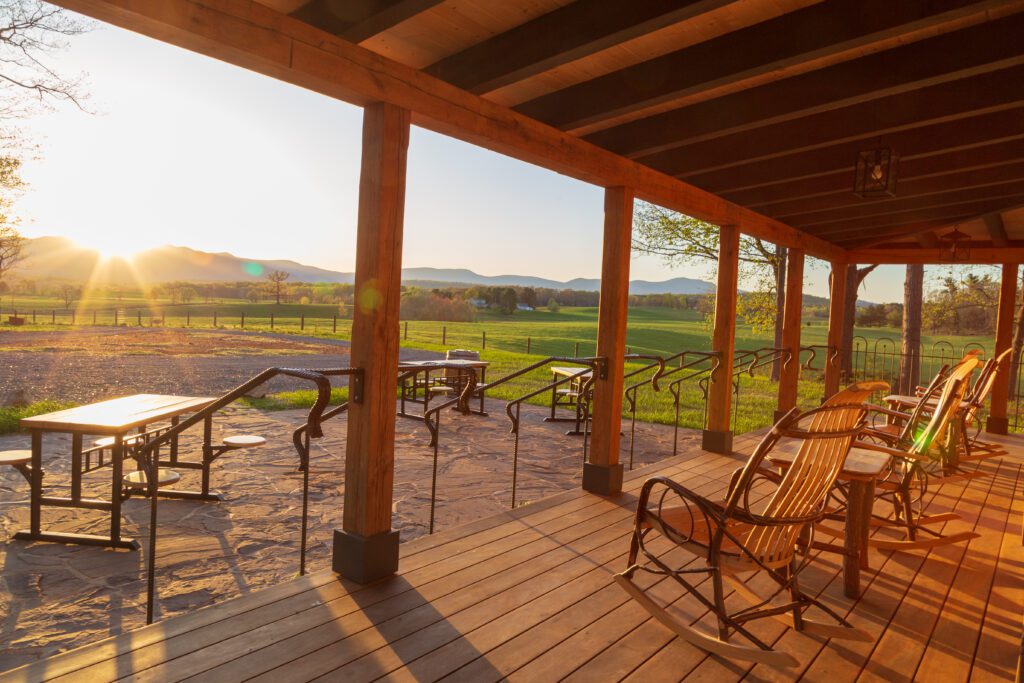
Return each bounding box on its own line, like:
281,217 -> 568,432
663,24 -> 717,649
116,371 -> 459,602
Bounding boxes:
984,212 -> 1011,247
292,0 -> 444,44
814,195 -> 1024,238
425,0 -> 740,94
765,158 -> 1024,220
641,64 -> 1024,178
50,0 -> 844,262
514,0 -> 1009,132
586,12 -> 1024,159
783,178 -> 1024,227
693,108 -> 1024,198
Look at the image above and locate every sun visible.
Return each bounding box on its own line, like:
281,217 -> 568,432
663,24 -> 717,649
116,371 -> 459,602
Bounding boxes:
87,237 -> 140,261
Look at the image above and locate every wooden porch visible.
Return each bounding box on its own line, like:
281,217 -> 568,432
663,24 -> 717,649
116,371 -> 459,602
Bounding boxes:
4,429 -> 1020,682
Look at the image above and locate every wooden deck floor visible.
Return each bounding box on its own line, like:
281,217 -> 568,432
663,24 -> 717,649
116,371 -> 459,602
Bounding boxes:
2,430 -> 1022,682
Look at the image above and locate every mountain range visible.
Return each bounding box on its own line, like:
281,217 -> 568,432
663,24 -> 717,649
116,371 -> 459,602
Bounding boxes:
15,237 -> 716,295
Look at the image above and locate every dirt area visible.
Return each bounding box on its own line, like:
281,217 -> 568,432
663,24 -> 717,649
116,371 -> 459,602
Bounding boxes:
0,328 -> 343,357
0,399 -> 698,672
0,329 -> 437,404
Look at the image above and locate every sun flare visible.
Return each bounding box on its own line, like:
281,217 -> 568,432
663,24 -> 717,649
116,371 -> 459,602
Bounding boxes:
85,238 -> 140,261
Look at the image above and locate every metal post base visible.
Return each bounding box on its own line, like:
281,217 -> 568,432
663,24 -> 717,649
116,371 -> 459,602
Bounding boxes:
582,462 -> 623,495
985,415 -> 1009,435
333,529 -> 400,583
702,429 -> 733,454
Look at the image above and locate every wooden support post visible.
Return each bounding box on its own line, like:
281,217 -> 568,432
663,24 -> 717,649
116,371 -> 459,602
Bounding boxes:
703,224 -> 740,454
823,260 -> 847,400
775,248 -> 805,420
335,102 -> 410,583
987,262 -> 1018,434
585,186 -> 634,495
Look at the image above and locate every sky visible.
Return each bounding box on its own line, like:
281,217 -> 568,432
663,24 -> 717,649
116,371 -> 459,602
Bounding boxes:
13,12 -> 916,302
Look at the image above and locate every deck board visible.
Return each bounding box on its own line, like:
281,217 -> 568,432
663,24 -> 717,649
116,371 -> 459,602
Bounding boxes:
3,431 -> 1021,683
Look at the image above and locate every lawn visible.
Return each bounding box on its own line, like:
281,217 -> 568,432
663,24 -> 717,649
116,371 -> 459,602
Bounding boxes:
0,294 -> 996,435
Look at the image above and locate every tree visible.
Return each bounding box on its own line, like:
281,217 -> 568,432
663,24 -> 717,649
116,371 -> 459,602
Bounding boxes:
898,265 -> 924,394
265,270 -> 290,304
498,287 -> 518,315
840,264 -> 879,380
632,201 -> 789,372
547,297 -> 560,313
521,287 -> 537,308
179,286 -> 197,304
0,224 -> 24,285
59,282 -> 78,309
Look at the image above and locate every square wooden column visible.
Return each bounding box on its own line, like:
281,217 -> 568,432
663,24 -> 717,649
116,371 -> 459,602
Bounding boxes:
334,102 -> 410,583
585,186 -> 634,495
986,262 -> 1018,434
702,224 -> 740,454
775,248 -> 805,420
823,260 -> 847,400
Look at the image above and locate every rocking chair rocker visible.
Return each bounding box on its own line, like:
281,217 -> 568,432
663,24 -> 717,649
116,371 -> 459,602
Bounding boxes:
615,381 -> 885,668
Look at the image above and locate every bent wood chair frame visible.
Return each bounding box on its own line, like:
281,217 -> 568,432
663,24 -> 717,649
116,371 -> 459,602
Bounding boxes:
859,356 -> 981,551
616,381 -> 883,668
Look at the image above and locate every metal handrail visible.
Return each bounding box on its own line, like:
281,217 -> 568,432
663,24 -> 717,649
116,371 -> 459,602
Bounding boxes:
419,356 -> 605,532
138,366 -> 362,625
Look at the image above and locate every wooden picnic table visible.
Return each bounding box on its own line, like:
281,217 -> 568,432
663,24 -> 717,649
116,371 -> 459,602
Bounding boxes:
769,445 -> 890,598
16,394 -> 215,549
398,359 -> 489,417
546,366 -> 593,435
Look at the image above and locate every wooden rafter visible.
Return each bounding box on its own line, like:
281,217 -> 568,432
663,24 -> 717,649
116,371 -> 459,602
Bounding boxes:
515,0 -> 1012,133
425,0 -> 740,94
641,64 -> 1024,178
815,195 -> 1024,240
983,212 -> 1010,247
586,12 -> 1024,159
697,108 -> 1024,199
849,245 -> 1024,263
787,179 -> 1024,228
763,159 -> 1024,220
50,0 -> 844,260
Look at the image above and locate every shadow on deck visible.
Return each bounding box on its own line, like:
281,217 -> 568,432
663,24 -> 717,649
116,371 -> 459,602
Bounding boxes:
2,430 -> 1021,682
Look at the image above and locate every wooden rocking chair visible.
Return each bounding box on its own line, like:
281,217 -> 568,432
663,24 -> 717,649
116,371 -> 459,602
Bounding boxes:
614,381 -> 884,668
855,356 -> 982,551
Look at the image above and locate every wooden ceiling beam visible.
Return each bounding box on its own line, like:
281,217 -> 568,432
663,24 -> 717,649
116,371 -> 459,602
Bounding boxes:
763,158 -> 1024,220
838,218 -> 978,249
783,178 -> 1024,228
425,0 -> 740,94
984,212 -> 1010,247
641,64 -> 1024,178
514,0 -> 1010,133
849,244 -> 1024,263
587,12 -> 1024,159
916,231 -> 941,248
291,0 -> 443,44
814,196 -> 1024,238
692,108 -> 1024,198
49,0 -> 845,262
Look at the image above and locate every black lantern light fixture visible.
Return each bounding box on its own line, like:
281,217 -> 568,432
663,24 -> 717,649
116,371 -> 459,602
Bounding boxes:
940,227 -> 971,262
853,146 -> 898,198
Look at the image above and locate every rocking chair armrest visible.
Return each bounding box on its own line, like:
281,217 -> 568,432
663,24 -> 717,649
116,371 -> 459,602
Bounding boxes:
865,404 -> 912,420
853,440 -> 929,462
638,476 -> 728,524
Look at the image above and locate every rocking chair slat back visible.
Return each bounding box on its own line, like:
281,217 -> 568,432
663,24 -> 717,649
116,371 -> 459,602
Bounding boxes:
738,381 -> 887,567
910,357 -> 978,456
963,349 -> 1011,425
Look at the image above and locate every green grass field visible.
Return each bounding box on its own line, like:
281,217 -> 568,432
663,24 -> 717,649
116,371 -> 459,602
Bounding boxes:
0,293 -> 996,435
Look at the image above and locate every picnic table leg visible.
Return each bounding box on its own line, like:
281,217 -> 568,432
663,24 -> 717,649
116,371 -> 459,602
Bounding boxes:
110,435 -> 124,544
29,429 -> 42,536
170,416 -> 179,464
550,380 -> 557,420
844,479 -> 871,598
478,367 -> 486,414
71,433 -> 82,503
202,414 -> 213,497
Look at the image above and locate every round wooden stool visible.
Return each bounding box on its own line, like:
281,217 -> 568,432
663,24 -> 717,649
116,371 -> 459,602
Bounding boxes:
123,468 -> 181,491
